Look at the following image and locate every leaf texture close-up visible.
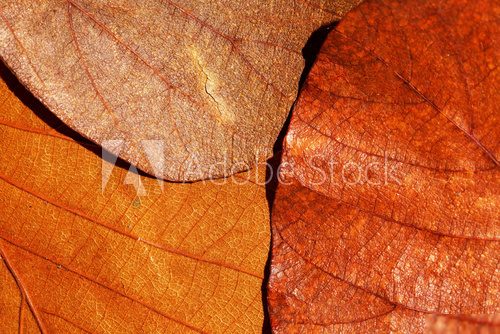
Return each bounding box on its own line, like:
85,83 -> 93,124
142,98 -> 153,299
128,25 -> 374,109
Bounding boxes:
0,0 -> 499,333
0,0 -> 359,181
268,0 -> 499,332
0,73 -> 271,333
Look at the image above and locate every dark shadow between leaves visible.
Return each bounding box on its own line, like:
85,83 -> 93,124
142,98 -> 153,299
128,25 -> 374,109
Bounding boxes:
262,22 -> 337,333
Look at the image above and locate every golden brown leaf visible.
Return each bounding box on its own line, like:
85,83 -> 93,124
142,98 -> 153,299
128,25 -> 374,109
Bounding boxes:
0,0 -> 360,181
0,72 -> 270,333
269,0 -> 499,332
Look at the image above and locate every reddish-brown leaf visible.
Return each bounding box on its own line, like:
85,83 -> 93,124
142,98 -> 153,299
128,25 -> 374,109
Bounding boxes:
0,0 -> 360,181
0,74 -> 271,333
269,0 -> 499,332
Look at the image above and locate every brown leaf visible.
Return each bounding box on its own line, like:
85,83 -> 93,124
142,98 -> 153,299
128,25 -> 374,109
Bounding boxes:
0,73 -> 270,333
0,0 -> 360,181
268,0 -> 499,332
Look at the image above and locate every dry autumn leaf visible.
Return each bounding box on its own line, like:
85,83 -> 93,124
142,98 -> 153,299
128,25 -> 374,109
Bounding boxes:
0,0 -> 360,181
268,0 -> 499,332
0,70 -> 271,333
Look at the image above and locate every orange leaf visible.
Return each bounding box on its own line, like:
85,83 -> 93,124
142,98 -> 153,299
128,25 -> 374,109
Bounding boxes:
269,0 -> 499,332
0,0 -> 360,181
0,70 -> 270,333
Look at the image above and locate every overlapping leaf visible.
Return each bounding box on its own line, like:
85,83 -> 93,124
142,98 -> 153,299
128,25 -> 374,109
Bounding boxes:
269,0 -> 499,332
0,0 -> 360,181
0,74 -> 270,333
